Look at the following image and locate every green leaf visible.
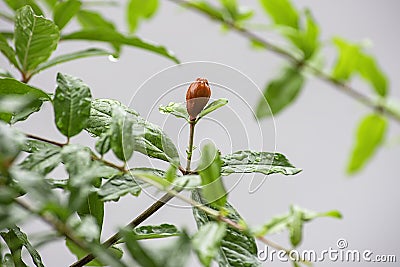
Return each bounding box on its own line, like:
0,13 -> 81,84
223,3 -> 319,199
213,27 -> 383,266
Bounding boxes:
221,150 -> 302,176
40,0 -> 58,8
4,0 -> 44,16
15,6 -> 60,73
197,143 -> 227,207
61,145 -> 118,212
192,222 -> 227,267
0,69 -> 13,78
347,113 -> 387,174
132,224 -> 181,240
165,163 -> 177,183
131,170 -> 171,189
10,168 -> 60,209
218,0 -> 254,23
98,169 -> 164,201
110,105 -> 135,161
53,73 -> 92,138
192,190 -> 260,267
0,122 -> 26,172
122,228 -> 191,267
77,10 -> 116,30
98,172 -> 142,201
22,139 -> 58,153
66,240 -> 123,266
281,10 -> 320,60
172,174 -> 202,190
95,132 -> 111,156
127,0 -> 158,33
158,231 -> 191,267
0,78 -> 50,124
187,1 -> 224,21
1,228 -> 28,267
289,206 -> 303,247
256,66 -> 304,118
197,98 -> 228,121
259,0 -> 299,29
332,38 -> 388,97
86,98 -> 139,136
77,192 -> 104,231
8,226 -> 44,267
121,229 -> 160,267
62,29 -> 179,63
76,9 -> 119,52
255,205 -> 342,247
33,48 -> 111,75
358,54 -> 388,97
53,0 -> 82,30
0,33 -> 19,69
19,145 -> 62,175
86,99 -> 179,162
159,102 -> 189,121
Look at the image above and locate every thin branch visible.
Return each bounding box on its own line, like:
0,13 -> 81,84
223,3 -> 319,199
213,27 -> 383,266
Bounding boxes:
26,134 -> 66,147
69,191 -> 178,267
186,120 -> 196,172
14,198 -> 89,253
168,0 -> 400,123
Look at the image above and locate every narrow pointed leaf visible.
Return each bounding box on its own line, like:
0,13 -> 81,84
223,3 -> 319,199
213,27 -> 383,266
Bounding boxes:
19,145 -> 62,175
198,143 -> 227,207
15,6 -> 60,72
9,226 -> 44,267
347,113 -> 387,174
33,48 -> 111,75
256,66 -> 304,118
53,0 -> 82,30
62,29 -> 179,63
121,229 -> 159,267
159,102 -> 189,120
132,224 -> 180,240
192,222 -> 227,267
110,105 -> 135,161
127,0 -> 158,32
197,98 -> 228,121
4,0 -> 44,16
0,34 -> 19,69
98,168 -> 164,201
332,38 -> 388,97
0,122 -> 26,170
221,150 -> 301,176
53,73 -> 92,137
259,0 -> 299,29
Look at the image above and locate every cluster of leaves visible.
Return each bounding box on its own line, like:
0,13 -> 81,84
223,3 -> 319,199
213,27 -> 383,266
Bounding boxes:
0,1 -> 343,267
181,0 -> 395,175
0,0 -> 178,83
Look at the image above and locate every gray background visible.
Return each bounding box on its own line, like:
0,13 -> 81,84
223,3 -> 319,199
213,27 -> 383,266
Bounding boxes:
1,0 -> 399,266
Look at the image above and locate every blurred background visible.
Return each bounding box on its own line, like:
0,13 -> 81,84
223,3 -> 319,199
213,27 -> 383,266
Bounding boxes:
1,0 -> 399,266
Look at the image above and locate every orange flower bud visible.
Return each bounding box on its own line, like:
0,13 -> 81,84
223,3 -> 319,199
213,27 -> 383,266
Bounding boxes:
186,78 -> 211,121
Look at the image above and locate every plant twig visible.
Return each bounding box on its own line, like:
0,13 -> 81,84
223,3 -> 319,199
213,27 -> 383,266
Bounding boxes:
186,120 -> 196,172
14,198 -> 89,254
69,191 -> 178,267
168,0 -> 400,123
26,133 -> 66,147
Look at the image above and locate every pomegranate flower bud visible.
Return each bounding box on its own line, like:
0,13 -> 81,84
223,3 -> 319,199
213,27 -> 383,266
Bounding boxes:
186,78 -> 211,121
